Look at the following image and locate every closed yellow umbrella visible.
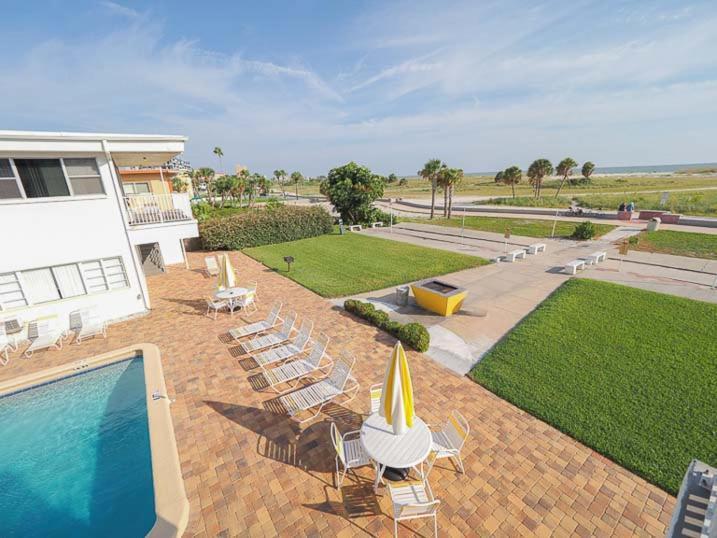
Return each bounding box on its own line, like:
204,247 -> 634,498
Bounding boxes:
217,254 -> 237,291
379,341 -> 415,435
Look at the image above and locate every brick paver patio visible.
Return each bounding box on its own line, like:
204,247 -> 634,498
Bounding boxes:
0,251 -> 675,537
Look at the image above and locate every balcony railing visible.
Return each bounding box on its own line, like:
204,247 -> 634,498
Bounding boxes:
124,193 -> 192,225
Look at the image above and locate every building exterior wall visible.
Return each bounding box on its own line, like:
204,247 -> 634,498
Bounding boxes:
128,221 -> 199,265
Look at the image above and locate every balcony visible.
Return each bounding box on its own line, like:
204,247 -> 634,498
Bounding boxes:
124,193 -> 193,226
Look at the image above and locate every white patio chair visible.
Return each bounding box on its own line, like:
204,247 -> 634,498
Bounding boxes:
239,311 -> 297,354
252,319 -> 312,368
388,479 -> 440,537
260,334 -> 332,393
280,353 -> 359,423
234,281 -> 258,314
72,308 -> 108,343
330,421 -> 371,489
429,410 -> 469,474
0,321 -> 20,366
24,319 -> 64,358
205,256 -> 219,276
369,383 -> 383,414
206,297 -> 230,320
229,301 -> 282,340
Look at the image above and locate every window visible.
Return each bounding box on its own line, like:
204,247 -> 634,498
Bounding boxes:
15,159 -> 70,198
0,257 -> 128,310
65,158 -> 105,195
0,159 -> 22,199
124,182 -> 151,194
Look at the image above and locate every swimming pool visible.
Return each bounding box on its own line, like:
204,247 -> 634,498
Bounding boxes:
0,345 -> 188,538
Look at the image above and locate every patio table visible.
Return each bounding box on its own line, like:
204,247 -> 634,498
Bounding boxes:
360,412 -> 432,492
215,287 -> 248,314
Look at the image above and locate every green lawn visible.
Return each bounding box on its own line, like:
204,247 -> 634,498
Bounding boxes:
405,216 -> 615,239
244,232 -> 488,297
633,230 -> 717,260
470,279 -> 717,494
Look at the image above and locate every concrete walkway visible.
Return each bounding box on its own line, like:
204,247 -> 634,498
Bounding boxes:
344,222 -> 717,374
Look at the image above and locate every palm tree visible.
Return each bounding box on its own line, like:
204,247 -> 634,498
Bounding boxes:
436,164 -> 450,217
446,167 -> 463,219
581,161 -> 595,183
418,158 -> 443,219
290,171 -> 304,199
213,147 -> 224,172
527,159 -> 553,198
502,166 -> 522,199
193,167 -> 216,205
555,157 -> 578,198
273,169 -> 287,199
494,171 -> 504,183
232,171 -> 249,206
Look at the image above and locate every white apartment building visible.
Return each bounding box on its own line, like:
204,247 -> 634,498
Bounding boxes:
0,130 -> 199,331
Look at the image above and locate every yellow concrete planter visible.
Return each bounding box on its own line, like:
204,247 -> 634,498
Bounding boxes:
410,279 -> 467,316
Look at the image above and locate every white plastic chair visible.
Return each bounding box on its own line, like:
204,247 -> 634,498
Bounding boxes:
388,479 -> 440,537
235,281 -> 258,314
206,297 -> 230,320
205,256 -> 219,276
229,301 -> 282,340
24,319 -> 64,358
0,321 -> 20,366
369,383 -> 383,414
330,422 -> 371,489
429,410 -> 469,474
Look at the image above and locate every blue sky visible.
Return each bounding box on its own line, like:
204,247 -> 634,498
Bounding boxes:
2,0 -> 716,175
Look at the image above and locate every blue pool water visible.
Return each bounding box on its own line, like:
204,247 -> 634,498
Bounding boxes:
0,358 -> 156,537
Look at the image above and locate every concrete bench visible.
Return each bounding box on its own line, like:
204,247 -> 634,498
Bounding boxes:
564,259 -> 586,275
348,225 -> 362,232
586,251 -> 607,265
527,243 -> 546,255
505,249 -> 527,262
370,222 -> 384,228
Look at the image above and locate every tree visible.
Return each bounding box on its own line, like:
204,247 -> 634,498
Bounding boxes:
192,167 -> 216,205
273,169 -> 287,199
387,173 -> 398,183
290,171 -> 304,199
555,157 -> 578,198
213,147 -> 224,172
444,167 -> 463,219
502,166 -> 522,199
213,175 -> 237,207
321,162 -> 384,224
581,161 -> 595,183
418,158 -> 444,219
171,175 -> 189,193
494,171 -> 504,183
527,159 -> 553,198
232,170 -> 249,206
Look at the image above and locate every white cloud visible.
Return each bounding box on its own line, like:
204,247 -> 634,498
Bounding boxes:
101,1 -> 141,20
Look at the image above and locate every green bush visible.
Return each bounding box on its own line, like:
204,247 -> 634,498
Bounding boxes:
191,201 -> 212,222
368,207 -> 398,226
343,299 -> 430,352
264,197 -> 284,210
571,220 -> 597,240
199,205 -> 333,250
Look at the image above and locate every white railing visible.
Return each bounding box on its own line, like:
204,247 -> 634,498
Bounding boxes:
124,193 -> 192,225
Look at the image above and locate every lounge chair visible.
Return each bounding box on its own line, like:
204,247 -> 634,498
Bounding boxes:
24,320 -> 64,358
280,353 -> 359,423
238,311 -> 297,354
260,334 -> 331,393
0,321 -> 20,366
205,256 -> 219,276
252,319 -> 313,368
331,422 -> 371,489
229,302 -> 282,340
72,308 -> 107,343
388,479 -> 440,537
428,410 -> 469,474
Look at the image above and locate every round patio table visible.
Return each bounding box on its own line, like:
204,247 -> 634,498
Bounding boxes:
360,412 -> 432,492
214,287 -> 248,314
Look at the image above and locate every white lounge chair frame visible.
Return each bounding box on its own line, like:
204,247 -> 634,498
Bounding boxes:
280,353 -> 359,423
428,410 -> 469,474
239,311 -> 297,354
330,422 -> 372,489
0,321 -> 20,366
24,320 -> 64,358
388,479 -> 441,537
252,319 -> 313,368
369,383 -> 383,415
73,308 -> 108,343
205,256 -> 219,276
229,302 -> 282,340
260,334 -> 332,393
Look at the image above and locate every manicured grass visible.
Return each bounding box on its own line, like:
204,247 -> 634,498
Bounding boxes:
633,230 -> 717,260
470,279 -> 717,494
244,232 -> 488,297
405,216 -> 615,239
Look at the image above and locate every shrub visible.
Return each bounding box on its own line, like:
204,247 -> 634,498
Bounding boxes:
367,207 -> 398,226
191,201 -> 212,222
572,220 -> 596,240
199,205 -> 333,250
344,299 -> 430,352
264,197 -> 284,210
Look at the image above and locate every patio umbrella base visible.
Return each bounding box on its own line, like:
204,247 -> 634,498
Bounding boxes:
382,466 -> 410,482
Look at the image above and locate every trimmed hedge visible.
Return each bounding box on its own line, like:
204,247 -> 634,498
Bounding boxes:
344,299 -> 430,352
199,205 -> 333,250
